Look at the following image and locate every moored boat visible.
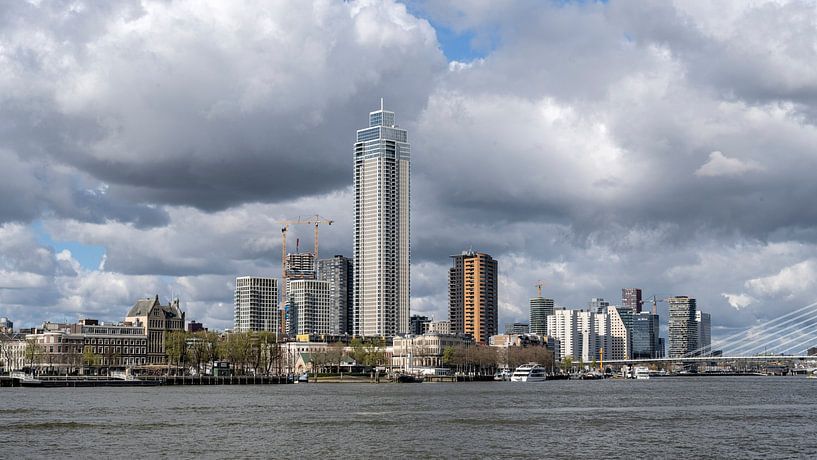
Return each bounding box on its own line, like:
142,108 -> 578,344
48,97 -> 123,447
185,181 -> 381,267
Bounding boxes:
493,368 -> 512,381
396,374 -> 424,383
510,363 -> 547,382
634,366 -> 650,380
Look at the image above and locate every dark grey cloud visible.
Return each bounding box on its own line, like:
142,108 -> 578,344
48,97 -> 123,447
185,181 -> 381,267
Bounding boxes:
0,0 -> 445,216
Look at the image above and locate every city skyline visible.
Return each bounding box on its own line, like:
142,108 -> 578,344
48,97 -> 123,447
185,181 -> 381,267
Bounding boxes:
0,1 -> 815,343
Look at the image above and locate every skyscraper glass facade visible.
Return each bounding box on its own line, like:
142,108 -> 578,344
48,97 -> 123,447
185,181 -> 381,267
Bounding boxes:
353,101 -> 410,337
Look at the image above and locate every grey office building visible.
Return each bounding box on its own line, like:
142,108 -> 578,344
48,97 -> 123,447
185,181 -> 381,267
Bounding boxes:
668,296 -> 698,358
696,311 -> 712,356
622,288 -> 643,313
631,312 -> 660,359
410,314 -> 431,335
588,297 -> 610,313
317,255 -> 353,335
506,322 -> 531,335
530,297 -> 554,335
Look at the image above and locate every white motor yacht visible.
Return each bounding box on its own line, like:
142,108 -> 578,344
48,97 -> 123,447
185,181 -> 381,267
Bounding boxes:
634,366 -> 650,380
510,363 -> 547,382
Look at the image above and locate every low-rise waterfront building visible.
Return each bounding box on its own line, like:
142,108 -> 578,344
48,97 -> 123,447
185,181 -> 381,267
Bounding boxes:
1,318 -> 148,373
392,333 -> 473,370
69,319 -> 148,367
489,333 -> 561,358
0,332 -> 27,372
125,295 -> 185,365
427,320 -> 451,334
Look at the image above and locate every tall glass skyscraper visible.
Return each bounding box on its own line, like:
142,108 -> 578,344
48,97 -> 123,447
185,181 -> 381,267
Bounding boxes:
668,296 -> 698,358
529,297 -> 554,335
353,100 -> 410,337
631,311 -> 660,359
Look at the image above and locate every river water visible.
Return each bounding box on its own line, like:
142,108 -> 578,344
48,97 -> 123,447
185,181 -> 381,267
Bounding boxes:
3,376 -> 816,458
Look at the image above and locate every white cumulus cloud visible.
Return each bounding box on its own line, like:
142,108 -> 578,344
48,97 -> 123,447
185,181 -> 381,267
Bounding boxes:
695,151 -> 764,177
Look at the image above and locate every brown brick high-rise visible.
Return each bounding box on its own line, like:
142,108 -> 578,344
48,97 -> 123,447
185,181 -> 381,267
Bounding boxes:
448,251 -> 498,344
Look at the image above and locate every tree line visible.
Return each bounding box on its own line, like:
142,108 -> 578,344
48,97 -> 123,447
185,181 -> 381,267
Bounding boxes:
442,344 -> 555,374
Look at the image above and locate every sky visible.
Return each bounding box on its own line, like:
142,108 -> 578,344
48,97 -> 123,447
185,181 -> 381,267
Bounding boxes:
1,0 -> 817,342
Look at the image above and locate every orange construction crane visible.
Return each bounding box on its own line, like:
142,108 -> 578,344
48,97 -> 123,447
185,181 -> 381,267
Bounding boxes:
278,214 -> 334,304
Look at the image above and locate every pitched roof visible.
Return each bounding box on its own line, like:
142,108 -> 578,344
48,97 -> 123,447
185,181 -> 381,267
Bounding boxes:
126,296 -> 160,317
298,352 -> 355,365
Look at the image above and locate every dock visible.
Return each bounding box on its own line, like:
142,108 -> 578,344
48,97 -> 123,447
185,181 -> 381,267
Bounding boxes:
0,374 -> 294,387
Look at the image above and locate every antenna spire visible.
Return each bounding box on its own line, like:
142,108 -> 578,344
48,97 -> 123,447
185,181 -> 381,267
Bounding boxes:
380,97 -> 384,111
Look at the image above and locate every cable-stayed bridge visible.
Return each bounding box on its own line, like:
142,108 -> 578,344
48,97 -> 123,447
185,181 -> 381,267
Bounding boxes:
606,300 -> 817,365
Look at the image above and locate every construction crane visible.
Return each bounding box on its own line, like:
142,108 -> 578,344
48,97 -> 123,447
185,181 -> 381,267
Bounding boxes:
534,280 -> 546,298
644,295 -> 667,315
278,214 -> 334,311
280,214 -> 334,266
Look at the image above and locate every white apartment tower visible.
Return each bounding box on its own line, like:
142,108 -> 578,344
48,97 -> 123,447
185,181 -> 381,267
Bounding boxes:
234,277 -> 278,333
604,307 -> 633,360
577,311 -> 598,363
548,309 -> 579,361
288,280 -> 332,336
353,99 -> 410,337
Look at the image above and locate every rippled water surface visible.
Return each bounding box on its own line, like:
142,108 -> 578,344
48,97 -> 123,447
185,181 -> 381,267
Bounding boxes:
4,377 -> 817,458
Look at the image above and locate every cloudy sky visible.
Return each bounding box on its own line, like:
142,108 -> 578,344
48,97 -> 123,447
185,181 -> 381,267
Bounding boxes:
1,0 -> 816,342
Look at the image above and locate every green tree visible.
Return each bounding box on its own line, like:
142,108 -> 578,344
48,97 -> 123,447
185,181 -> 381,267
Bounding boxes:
256,331 -> 279,376
560,356 -> 573,373
325,342 -> 345,373
24,338 -> 43,372
205,331 -> 221,372
82,345 -> 100,371
442,346 -> 456,368
350,338 -> 366,366
311,348 -> 328,381
189,331 -> 212,375
223,332 -> 252,375
164,331 -> 189,375
363,337 -> 386,367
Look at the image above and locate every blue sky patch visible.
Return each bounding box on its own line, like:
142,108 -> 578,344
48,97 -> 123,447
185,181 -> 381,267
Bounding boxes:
32,221 -> 106,271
